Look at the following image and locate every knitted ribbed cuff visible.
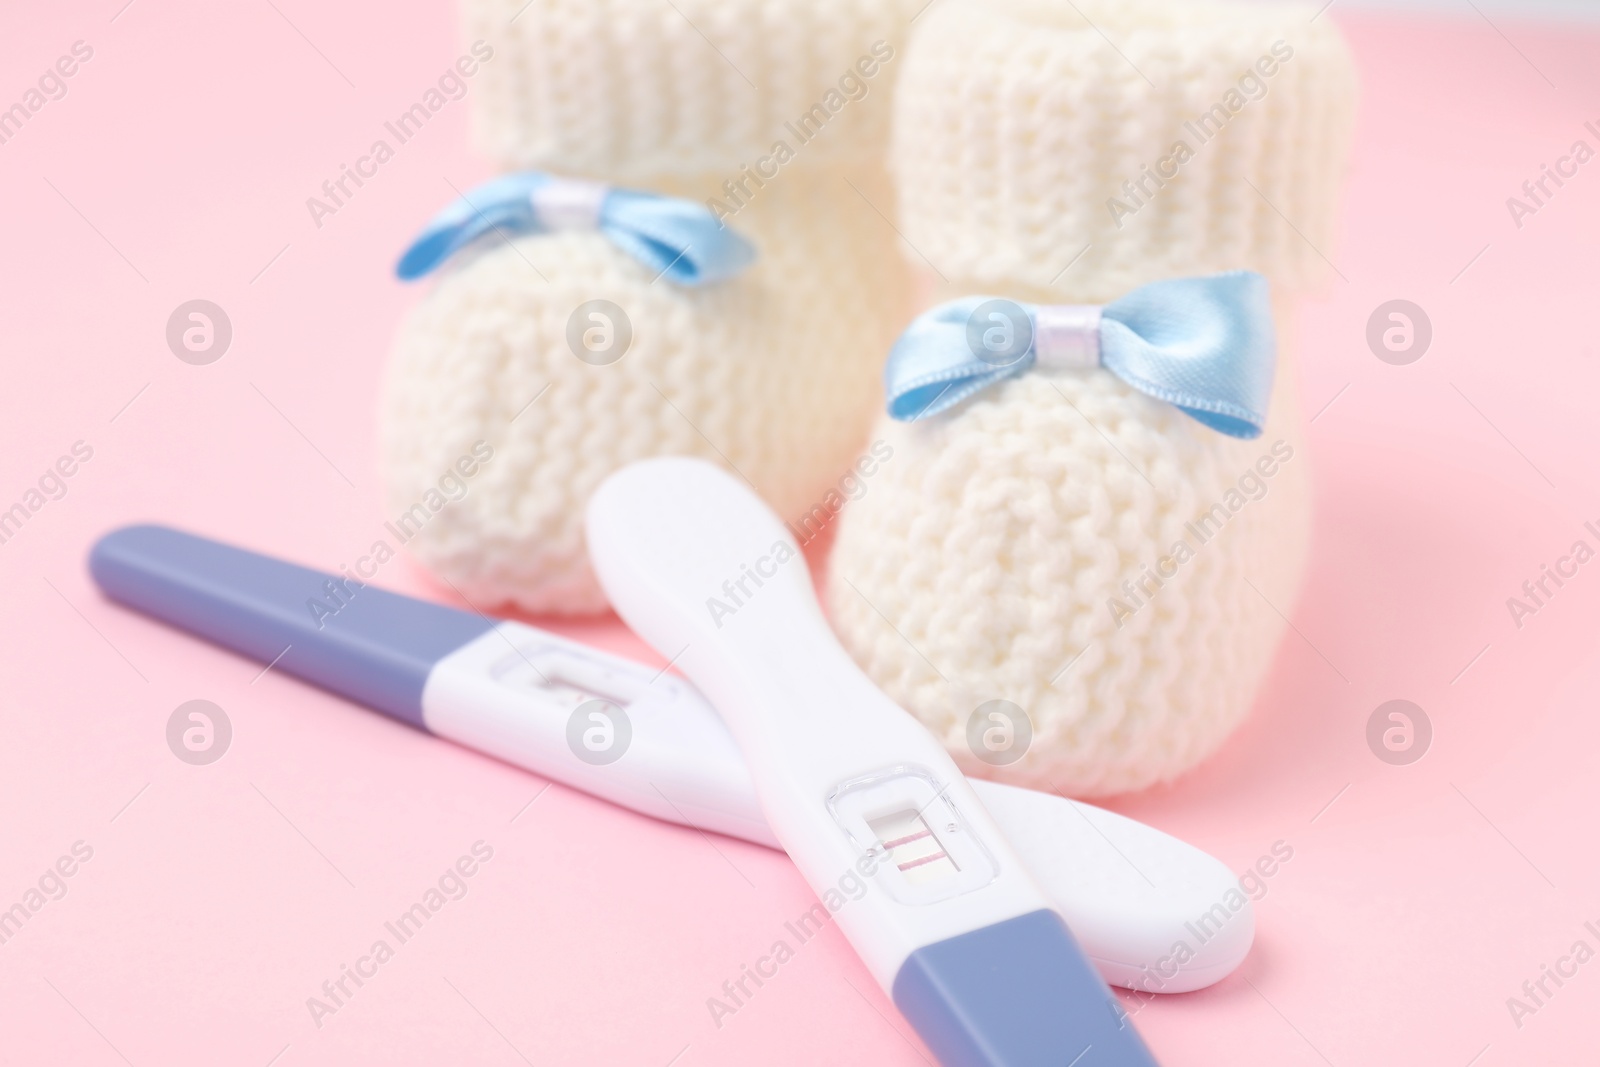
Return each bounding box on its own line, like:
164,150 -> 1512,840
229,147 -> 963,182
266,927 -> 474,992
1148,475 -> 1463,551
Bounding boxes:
891,0 -> 1358,302
464,0 -> 923,179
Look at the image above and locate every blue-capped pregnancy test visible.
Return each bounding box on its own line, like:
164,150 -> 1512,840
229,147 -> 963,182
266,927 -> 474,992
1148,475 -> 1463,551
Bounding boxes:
88,524 -> 1250,1005
586,459 -> 1164,1067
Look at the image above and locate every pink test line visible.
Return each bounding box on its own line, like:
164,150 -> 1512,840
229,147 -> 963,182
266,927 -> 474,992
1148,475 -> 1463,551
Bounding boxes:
882,829 -> 933,849
896,851 -> 951,872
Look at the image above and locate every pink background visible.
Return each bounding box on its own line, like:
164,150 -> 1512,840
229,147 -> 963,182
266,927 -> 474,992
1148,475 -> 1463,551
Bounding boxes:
3,2 -> 1599,1064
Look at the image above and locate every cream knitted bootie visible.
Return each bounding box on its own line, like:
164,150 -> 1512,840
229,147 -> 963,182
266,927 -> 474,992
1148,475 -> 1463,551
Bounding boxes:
381,169 -> 908,614
381,0 -> 925,613
826,0 -> 1357,796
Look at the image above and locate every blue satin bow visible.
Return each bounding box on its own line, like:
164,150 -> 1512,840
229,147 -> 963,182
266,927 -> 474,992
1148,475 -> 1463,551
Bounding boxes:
885,271 -> 1276,438
395,172 -> 756,285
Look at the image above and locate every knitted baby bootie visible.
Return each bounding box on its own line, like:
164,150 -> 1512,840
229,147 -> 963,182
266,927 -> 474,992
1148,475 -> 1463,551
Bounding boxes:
380,0 -> 924,613
826,0 -> 1358,796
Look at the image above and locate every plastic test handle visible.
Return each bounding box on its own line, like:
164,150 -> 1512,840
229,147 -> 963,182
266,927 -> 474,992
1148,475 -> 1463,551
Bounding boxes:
87,524 -> 768,840
585,458 -> 1160,1067
88,524 -> 1249,1001
88,524 -> 493,726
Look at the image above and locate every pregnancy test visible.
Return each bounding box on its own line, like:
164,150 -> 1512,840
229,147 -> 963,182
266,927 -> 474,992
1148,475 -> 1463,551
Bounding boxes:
586,459 -> 1162,1067
88,524 -> 1250,997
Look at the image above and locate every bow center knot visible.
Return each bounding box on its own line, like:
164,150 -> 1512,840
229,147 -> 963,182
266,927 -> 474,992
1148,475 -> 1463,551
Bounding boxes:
1032,305 -> 1102,371
529,177 -> 610,231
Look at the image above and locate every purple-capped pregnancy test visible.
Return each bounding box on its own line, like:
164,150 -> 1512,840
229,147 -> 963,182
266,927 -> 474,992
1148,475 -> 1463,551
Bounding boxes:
89,524 -> 1252,1001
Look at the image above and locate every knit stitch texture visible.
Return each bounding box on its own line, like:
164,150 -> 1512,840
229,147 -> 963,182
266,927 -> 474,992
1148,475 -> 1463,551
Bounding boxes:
827,0 -> 1355,796
464,0 -> 926,179
382,166 -> 909,613
891,0 -> 1358,302
827,328 -> 1311,797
